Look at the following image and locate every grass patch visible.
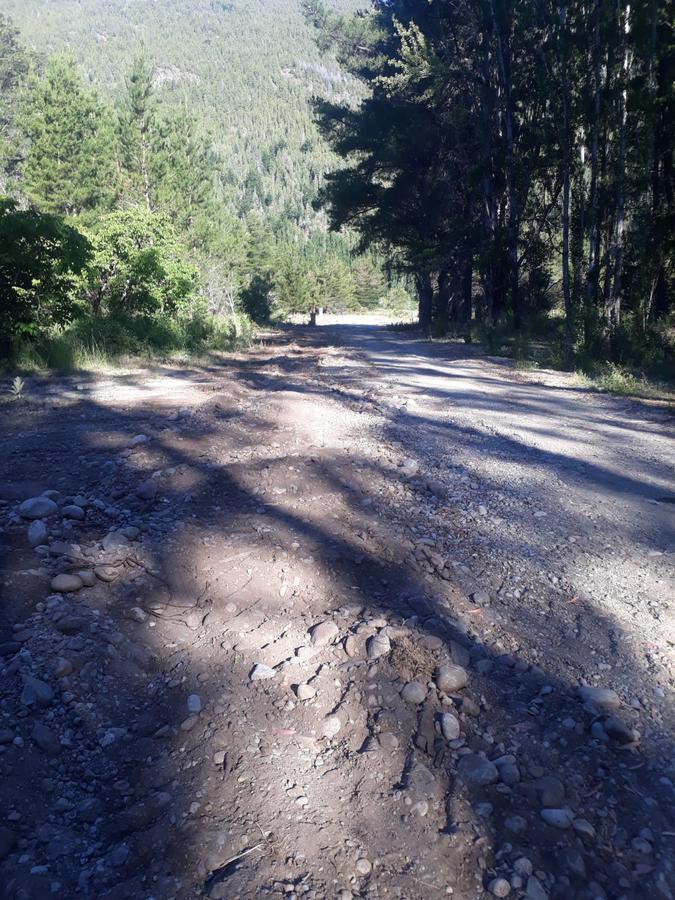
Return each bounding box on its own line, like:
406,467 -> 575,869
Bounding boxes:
5,310 -> 254,374
575,364 -> 673,401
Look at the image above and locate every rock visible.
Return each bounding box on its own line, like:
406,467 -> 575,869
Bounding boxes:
366,633 -> 391,660
181,715 -> 199,732
296,683 -> 316,701
77,569 -> 97,587
27,520 -> 48,546
435,663 -> 468,693
112,791 -> 171,835
0,825 -> 16,861
31,722 -> 61,755
50,573 -> 84,593
250,663 -> 276,681
125,607 -> 148,624
401,681 -> 427,704
440,712 -> 460,741
54,658 -> 73,678
355,858 -> 372,876
62,504 -> 85,520
489,877 -> 511,897
213,750 -> 227,766
55,615 -> 86,635
525,876 -> 549,900
309,620 -> 339,646
77,798 -> 104,823
603,715 -> 637,744
572,818 -> 596,840
450,640 -> 471,668
578,685 -> 621,709
540,808 -> 574,829
95,565 -> 118,582
18,496 -> 58,519
187,694 -> 202,714
457,753 -> 498,787
322,715 -> 341,738
136,479 -> 157,501
378,732 -> 399,750
102,531 -> 129,553
513,858 -> 533,877
536,775 -> 565,807
21,676 -> 54,708
471,590 -> 491,606
128,434 -> 149,447
505,815 -> 527,833
344,635 -> 363,658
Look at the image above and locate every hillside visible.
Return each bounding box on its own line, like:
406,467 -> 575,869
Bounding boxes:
2,0 -> 358,223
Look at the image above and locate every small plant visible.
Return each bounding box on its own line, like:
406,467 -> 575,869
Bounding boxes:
9,376 -> 25,400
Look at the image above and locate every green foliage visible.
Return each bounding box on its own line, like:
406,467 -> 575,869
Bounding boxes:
19,56 -> 117,216
240,274 -> 275,323
84,207 -> 198,316
0,14 -> 30,193
0,199 -> 90,353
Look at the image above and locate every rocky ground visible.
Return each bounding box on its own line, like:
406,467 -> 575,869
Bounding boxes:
0,322 -> 673,900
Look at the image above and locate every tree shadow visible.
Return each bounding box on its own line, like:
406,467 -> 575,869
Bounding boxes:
0,330 -> 673,899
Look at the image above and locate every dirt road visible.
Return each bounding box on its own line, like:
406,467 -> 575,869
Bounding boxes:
1,322 -> 673,900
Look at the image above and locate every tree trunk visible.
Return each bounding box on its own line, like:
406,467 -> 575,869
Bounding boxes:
560,1 -> 573,359
584,0 -> 601,347
416,272 -> 433,334
608,0 -> 629,335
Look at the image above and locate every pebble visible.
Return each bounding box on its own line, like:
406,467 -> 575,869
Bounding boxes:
603,715 -> 637,744
435,664 -> 468,693
50,573 -> 84,593
366,633 -> 391,660
125,606 -> 147,624
401,681 -> 427,704
77,569 -> 97,587
21,676 -> 54,708
62,504 -> 85,520
128,434 -> 149,447
94,565 -> 118,582
309,621 -> 339,646
525,875 -> 548,900
296,683 -> 316,701
471,590 -> 491,606
187,694 -> 202,714
440,712 -> 460,741
488,877 -> 511,897
180,715 -> 199,732
322,715 -> 341,738
578,686 -> 621,709
572,818 -> 595,840
136,479 -> 157,501
27,520 -> 48,546
540,808 -> 574,829
31,722 -> 61,755
457,754 -> 499,787
250,663 -> 277,681
514,858 -> 533,877
355,858 -> 372,876
18,496 -> 58,519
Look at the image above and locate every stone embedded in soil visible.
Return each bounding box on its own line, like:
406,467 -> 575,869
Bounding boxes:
540,807 -> 574,829
457,753 -> 499,787
180,715 -> 199,732
31,722 -> 61,755
578,685 -> 621,709
355,858 -> 372,876
322,715 -> 341,738
94,565 -> 118,582
128,434 -> 149,447
366,632 -> 391,660
489,877 -> 511,897
77,569 -> 97,587
440,712 -> 460,741
18,496 -> 58,519
296,683 -> 316,701
525,875 -> 549,900
603,715 -> 638,744
62,504 -> 85,519
309,620 -> 339,646
136,479 -> 157,501
471,590 -> 491,606
250,663 -> 276,681
125,606 -> 148,624
27,520 -> 48,546
50,573 -> 84,593
21,676 -> 54,708
401,681 -> 427,704
187,694 -> 202,713
435,663 -> 468,693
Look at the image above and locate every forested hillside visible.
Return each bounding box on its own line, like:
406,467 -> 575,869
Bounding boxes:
1,0 -> 411,369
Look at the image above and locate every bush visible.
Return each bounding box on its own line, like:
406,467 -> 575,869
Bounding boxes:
0,199 -> 90,354
84,206 -> 198,317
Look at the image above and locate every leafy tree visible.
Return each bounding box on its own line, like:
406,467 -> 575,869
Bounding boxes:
19,56 -> 117,216
84,206 -> 197,316
0,14 -> 29,192
273,247 -> 315,314
0,199 -> 90,350
118,54 -> 156,209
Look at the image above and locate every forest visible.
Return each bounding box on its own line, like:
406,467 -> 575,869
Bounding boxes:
306,0 -> 674,377
0,0 -> 409,368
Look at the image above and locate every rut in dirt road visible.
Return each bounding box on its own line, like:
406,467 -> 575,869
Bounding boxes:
0,323 -> 673,900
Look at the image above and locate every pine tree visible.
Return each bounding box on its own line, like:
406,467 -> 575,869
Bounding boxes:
20,56 -> 117,216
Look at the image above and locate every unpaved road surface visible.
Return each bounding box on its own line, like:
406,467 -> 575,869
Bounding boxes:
0,322 -> 673,900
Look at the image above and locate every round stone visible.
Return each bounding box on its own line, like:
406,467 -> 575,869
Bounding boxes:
366,632 -> 391,660
187,694 -> 202,713
488,877 -> 511,897
435,664 -> 468,693
456,753 -> 499,787
540,807 -> 574,829
355,858 -> 372,876
50,573 -> 84,593
440,712 -> 460,741
322,715 -> 341,738
19,496 -> 58,519
309,621 -> 339,646
401,681 -> 427,704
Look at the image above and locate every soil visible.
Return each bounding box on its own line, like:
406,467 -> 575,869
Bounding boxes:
0,319 -> 673,900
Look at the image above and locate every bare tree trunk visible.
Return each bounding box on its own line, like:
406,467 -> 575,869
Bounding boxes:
608,0 -> 629,335
584,0 -> 601,346
416,272 -> 433,334
479,26 -> 497,325
560,1 -> 573,359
